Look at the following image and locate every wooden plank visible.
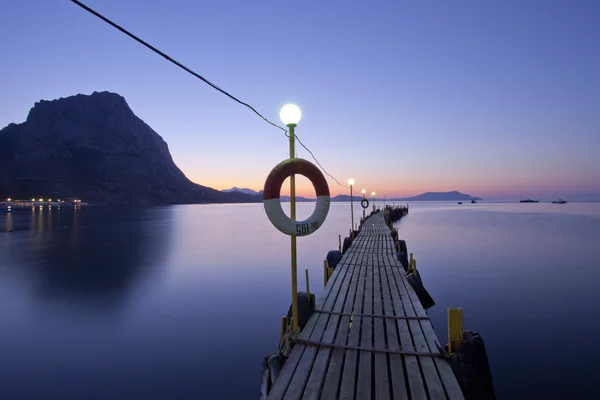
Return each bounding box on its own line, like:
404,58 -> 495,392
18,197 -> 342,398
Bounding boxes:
379,256 -> 412,399
282,262 -> 354,400
395,268 -> 465,400
302,252 -> 359,399
389,266 -> 447,399
268,256 -> 349,399
320,262 -> 361,399
383,263 -> 427,399
356,264 -> 373,399
339,257 -> 367,399
372,256 -> 392,400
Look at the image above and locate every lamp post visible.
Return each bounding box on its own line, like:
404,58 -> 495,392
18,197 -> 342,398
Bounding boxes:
361,189 -> 366,222
372,191 -> 376,212
348,179 -> 355,238
280,103 -> 302,331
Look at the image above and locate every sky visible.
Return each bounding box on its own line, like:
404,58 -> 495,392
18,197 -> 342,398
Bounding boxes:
1,0 -> 599,200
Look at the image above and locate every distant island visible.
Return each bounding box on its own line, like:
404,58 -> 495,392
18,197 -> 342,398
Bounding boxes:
394,191 -> 481,201
330,191 -> 481,202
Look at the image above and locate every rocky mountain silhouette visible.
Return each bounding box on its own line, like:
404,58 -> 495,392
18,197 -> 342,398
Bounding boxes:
0,91 -> 261,205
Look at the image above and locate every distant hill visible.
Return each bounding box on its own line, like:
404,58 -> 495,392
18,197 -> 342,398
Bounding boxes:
331,195 -> 364,202
0,91 -> 261,205
222,187 -> 263,196
394,191 -> 481,201
331,191 -> 481,202
222,187 -> 314,202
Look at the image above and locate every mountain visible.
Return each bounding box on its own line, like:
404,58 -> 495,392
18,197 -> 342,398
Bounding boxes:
331,191 -> 481,202
280,195 -> 313,202
393,191 -> 481,201
331,195 -> 364,202
222,186 -> 314,202
0,91 -> 261,205
222,187 -> 263,196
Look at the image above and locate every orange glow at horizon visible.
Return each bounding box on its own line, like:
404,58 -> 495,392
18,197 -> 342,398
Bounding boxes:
189,170 -> 597,200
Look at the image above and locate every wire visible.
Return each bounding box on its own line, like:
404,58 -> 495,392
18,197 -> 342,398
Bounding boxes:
70,0 -> 347,188
295,134 -> 349,188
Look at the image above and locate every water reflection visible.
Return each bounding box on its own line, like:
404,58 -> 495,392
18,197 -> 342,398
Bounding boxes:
1,206 -> 174,312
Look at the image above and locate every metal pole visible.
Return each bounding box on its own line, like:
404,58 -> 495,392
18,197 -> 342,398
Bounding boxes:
289,124 -> 298,331
362,192 -> 365,221
350,184 -> 354,239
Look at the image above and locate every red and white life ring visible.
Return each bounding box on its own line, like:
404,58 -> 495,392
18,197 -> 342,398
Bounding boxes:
263,158 -> 330,237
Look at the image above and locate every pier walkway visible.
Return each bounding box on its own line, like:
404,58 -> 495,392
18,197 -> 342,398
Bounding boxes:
268,212 -> 464,400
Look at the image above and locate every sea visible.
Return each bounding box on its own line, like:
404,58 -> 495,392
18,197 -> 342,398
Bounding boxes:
1,201 -> 599,399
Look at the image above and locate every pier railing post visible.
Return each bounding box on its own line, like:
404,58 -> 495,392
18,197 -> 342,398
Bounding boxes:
305,268 -> 310,298
447,308 -> 463,353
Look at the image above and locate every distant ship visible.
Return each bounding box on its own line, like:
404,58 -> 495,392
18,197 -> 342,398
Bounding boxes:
520,199 -> 539,203
552,199 -> 567,204
471,200 -> 477,204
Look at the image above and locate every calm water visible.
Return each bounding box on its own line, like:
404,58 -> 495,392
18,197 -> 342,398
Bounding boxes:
1,201 -> 599,399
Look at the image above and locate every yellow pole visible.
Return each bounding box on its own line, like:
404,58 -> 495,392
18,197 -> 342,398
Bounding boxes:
323,260 -> 328,285
289,124 -> 298,331
447,308 -> 463,353
350,184 -> 354,239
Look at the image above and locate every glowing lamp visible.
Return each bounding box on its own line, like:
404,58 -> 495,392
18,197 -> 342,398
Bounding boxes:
371,192 -> 375,196
280,104 -> 301,126
348,179 -> 354,186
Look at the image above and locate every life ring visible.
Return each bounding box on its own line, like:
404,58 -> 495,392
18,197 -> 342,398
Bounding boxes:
360,198 -> 369,209
263,158 -> 330,236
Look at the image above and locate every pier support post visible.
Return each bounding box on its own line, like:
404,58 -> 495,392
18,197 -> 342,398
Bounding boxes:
305,269 -> 310,298
411,258 -> 419,276
338,235 -> 341,252
280,316 -> 289,346
447,308 -> 463,353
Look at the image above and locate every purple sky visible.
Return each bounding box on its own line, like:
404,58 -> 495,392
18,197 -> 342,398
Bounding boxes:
1,0 -> 598,199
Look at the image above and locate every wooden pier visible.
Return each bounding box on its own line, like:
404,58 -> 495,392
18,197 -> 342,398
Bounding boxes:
267,211 -> 464,400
